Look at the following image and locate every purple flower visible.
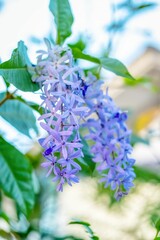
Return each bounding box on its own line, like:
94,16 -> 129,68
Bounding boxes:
32,41 -> 87,191
31,40 -> 135,199
58,150 -> 82,171
82,73 -> 136,200
41,155 -> 57,177
52,167 -> 79,192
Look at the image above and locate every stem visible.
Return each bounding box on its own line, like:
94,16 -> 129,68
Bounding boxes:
0,90 -> 17,106
154,229 -> 159,239
56,33 -> 61,45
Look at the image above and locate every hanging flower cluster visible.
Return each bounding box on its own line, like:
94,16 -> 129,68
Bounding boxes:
32,42 -> 88,191
82,73 -> 136,200
32,42 -> 135,199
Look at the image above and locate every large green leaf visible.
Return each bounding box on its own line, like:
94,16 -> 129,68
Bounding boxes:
71,48 -> 100,64
71,48 -> 134,80
0,99 -> 38,138
0,41 -> 39,92
0,92 -> 5,101
0,137 -> 35,215
49,0 -> 73,45
101,57 -> 134,80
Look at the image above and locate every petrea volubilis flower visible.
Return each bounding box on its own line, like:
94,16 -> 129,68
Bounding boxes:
31,40 -> 88,191
81,73 -> 136,200
31,39 -> 135,199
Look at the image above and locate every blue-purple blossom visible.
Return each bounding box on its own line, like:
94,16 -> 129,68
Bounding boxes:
81,73 -> 136,200
32,41 -> 87,191
31,40 -> 135,199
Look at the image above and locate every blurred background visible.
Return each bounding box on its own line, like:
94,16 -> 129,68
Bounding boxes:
0,0 -> 160,239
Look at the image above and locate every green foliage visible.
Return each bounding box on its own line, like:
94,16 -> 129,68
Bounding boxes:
132,3 -> 157,11
84,66 -> 101,79
0,91 -> 6,101
14,94 -> 44,115
0,98 -> 38,138
71,48 -> 134,80
0,229 -> 14,239
77,135 -> 95,174
68,37 -> 86,52
156,219 -> 160,231
0,137 -> 35,215
101,57 -> 134,80
69,220 -> 100,240
0,1 -> 159,239
154,219 -> 160,239
49,0 -> 73,45
134,166 -> 160,183
124,76 -> 149,86
118,1 -> 157,11
131,133 -> 149,146
0,41 -> 39,92
38,176 -> 58,237
71,48 -> 100,64
0,210 -> 10,223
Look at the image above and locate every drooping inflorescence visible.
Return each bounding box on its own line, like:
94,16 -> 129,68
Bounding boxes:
31,41 -> 88,191
31,41 -> 135,199
81,73 -> 136,200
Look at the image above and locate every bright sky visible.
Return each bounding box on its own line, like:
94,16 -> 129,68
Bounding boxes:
0,0 -> 160,63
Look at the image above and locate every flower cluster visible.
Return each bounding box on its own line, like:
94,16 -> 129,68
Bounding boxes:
82,73 -> 136,200
32,41 -> 135,199
32,42 -> 88,191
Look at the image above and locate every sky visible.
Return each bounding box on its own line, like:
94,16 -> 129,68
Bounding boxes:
0,0 -> 160,63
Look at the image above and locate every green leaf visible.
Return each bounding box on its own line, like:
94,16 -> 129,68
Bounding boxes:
0,99 -> 38,138
0,41 -> 39,92
71,48 -> 134,80
78,135 -> 95,173
68,37 -> 86,52
49,0 -> 74,45
124,76 -> 149,86
0,229 -> 14,239
0,92 -> 5,101
131,134 -> 149,146
0,137 -> 35,215
71,48 -> 100,64
69,220 -> 99,240
156,219 -> 160,231
154,238 -> 160,240
84,66 -> 100,79
135,166 -> 160,183
0,211 -> 10,223
38,177 -> 58,236
101,57 -> 134,80
133,3 -> 157,11
14,94 -> 43,115
69,220 -> 91,227
118,1 -> 157,11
